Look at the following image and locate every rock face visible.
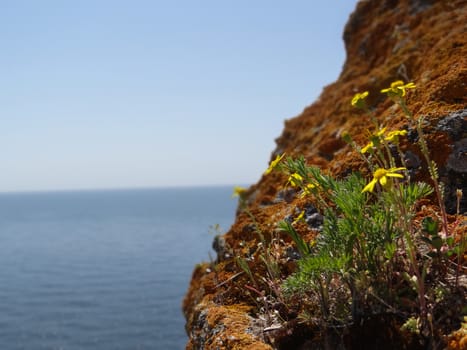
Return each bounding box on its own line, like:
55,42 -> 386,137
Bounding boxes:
184,0 -> 467,349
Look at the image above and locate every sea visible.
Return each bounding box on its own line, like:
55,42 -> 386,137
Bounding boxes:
0,186 -> 238,350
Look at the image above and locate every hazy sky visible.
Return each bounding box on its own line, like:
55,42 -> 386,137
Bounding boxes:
1,0 -> 358,192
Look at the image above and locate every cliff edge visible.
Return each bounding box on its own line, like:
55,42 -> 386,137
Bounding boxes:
184,0 -> 467,349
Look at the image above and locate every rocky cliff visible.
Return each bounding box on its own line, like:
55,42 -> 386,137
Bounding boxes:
183,0 -> 467,349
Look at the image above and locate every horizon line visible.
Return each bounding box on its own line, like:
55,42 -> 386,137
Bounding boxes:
0,183 -> 253,195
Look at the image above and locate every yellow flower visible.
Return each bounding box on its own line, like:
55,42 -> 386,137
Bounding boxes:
360,127 -> 386,154
288,173 -> 303,187
385,129 -> 408,142
351,91 -> 369,108
264,153 -> 285,175
376,127 -> 387,137
300,183 -> 317,198
362,167 -> 406,193
232,186 -> 247,198
292,210 -> 305,225
304,183 -> 316,193
381,80 -> 416,97
361,141 -> 374,154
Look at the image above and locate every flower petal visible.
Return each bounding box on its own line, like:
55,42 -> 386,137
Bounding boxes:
386,173 -> 404,178
379,176 -> 387,187
361,142 -> 373,154
389,167 -> 406,172
362,179 -> 377,193
264,154 -> 285,175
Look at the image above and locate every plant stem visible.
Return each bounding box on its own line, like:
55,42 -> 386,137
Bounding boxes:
399,98 -> 449,236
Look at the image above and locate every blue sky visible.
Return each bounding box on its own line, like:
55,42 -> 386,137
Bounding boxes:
1,0 -> 358,192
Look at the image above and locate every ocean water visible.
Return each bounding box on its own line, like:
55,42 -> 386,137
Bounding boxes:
0,187 -> 237,350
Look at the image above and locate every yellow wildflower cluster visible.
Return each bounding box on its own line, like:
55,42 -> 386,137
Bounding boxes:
351,80 -> 415,109
303,183 -> 316,195
360,127 -> 407,154
381,80 -> 416,98
288,173 -> 317,198
385,129 -> 408,142
288,173 -> 303,187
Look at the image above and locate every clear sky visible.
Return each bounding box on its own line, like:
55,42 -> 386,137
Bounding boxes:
1,0 -> 358,192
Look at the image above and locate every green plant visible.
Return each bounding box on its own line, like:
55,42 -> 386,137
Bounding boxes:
279,157 -> 434,324
277,220 -> 311,257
